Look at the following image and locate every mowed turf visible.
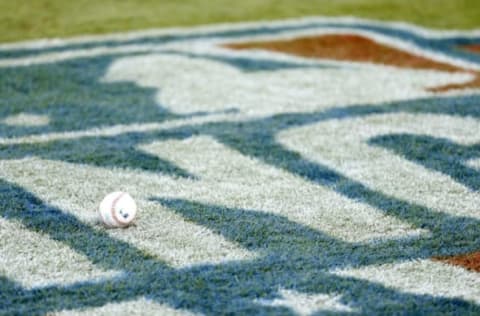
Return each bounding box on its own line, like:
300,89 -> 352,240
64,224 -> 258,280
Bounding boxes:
1,0 -> 480,43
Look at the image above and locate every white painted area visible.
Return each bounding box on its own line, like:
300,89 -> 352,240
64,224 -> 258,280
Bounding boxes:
332,259 -> 480,304
278,113 -> 480,219
0,133 -> 424,253
465,158 -> 480,171
140,136 -> 423,242
0,218 -> 120,289
103,53 -> 467,117
0,112 -> 238,145
54,297 -> 198,316
256,289 -> 355,315
0,156 -> 256,268
3,113 -> 50,127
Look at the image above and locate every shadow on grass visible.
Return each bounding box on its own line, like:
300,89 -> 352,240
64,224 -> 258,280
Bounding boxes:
369,134 -> 480,191
1,178 -> 479,315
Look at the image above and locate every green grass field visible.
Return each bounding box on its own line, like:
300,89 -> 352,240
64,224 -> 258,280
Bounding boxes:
1,0 -> 480,43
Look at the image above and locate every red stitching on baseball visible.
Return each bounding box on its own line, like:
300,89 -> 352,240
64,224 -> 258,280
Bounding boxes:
111,192 -> 128,226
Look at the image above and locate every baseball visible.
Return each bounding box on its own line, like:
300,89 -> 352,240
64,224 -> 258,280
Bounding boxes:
98,191 -> 137,228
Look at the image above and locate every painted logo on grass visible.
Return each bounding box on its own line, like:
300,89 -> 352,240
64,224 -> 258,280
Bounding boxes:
0,17 -> 479,315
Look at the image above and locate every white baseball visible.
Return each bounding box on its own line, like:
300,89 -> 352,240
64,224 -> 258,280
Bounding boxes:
98,191 -> 137,228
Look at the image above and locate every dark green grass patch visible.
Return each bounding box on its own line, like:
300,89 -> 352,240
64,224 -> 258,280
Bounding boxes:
1,0 -> 480,43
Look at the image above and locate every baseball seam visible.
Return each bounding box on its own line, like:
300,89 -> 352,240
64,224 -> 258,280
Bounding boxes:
111,192 -> 128,226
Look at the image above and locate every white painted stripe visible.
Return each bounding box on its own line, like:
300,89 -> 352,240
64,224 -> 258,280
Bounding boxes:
1,17 -> 480,70
53,297 -> 199,316
0,112 -> 241,145
0,218 -> 121,289
332,259 -> 480,304
278,113 -> 480,220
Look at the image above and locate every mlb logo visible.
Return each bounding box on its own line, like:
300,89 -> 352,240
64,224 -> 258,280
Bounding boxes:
0,17 -> 479,315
